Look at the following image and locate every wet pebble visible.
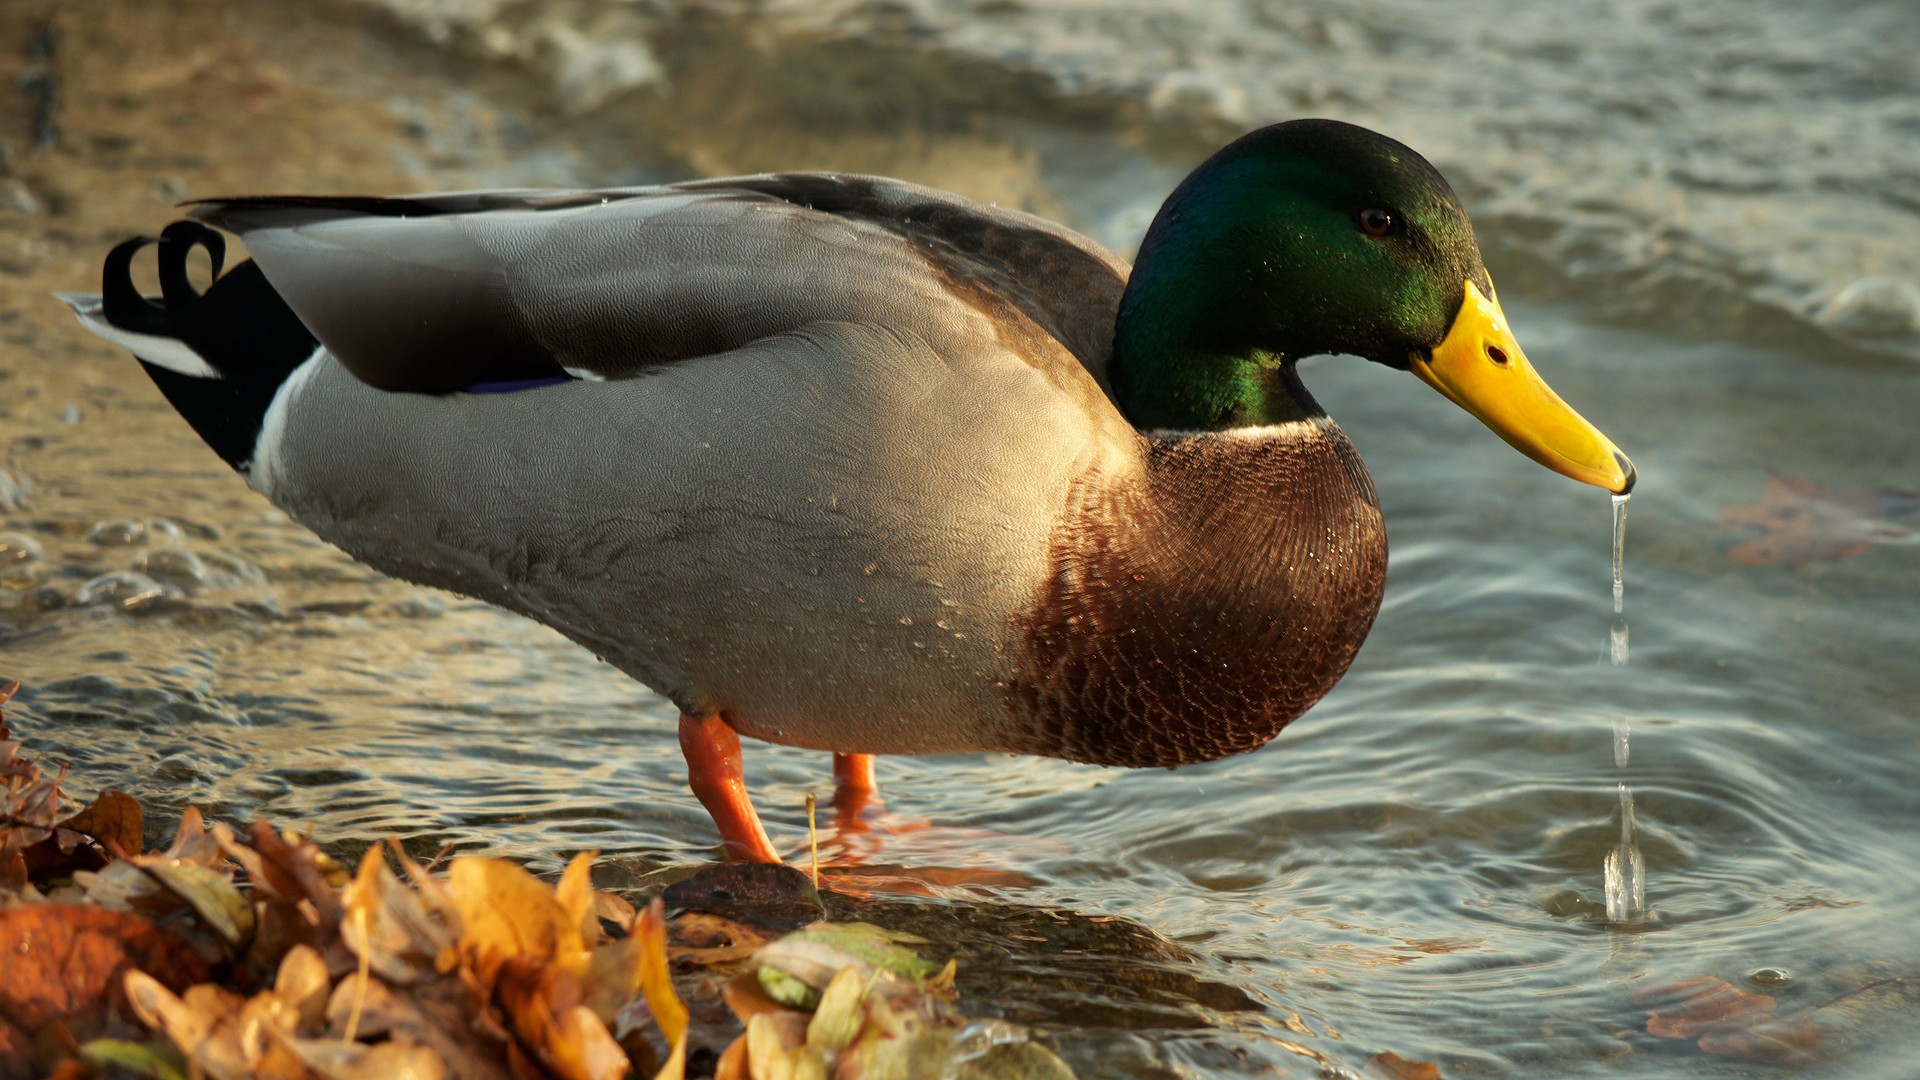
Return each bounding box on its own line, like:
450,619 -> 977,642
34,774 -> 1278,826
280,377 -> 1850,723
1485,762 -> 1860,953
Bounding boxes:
1747,967 -> 1793,987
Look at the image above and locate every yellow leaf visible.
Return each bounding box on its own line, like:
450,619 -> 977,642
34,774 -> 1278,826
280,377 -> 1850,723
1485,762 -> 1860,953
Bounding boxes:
141,863 -> 255,947
556,851 -> 599,945
636,897 -> 690,1080
273,945 -> 332,1037
343,847 -> 459,984
583,935 -> 644,1025
448,857 -> 587,984
804,968 -> 865,1055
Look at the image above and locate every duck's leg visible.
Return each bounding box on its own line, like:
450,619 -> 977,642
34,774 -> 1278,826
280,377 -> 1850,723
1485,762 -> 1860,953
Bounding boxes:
678,712 -> 781,863
832,752 -> 880,827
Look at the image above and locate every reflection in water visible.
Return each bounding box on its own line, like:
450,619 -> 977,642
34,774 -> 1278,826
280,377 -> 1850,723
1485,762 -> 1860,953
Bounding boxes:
1604,494 -> 1648,925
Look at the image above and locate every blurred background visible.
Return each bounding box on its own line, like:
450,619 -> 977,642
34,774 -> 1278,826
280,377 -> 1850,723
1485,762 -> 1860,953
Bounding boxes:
3,0 -> 1918,1076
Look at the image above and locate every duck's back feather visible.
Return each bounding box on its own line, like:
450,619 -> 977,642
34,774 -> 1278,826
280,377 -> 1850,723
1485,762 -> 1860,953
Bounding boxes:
189,175 -> 1129,402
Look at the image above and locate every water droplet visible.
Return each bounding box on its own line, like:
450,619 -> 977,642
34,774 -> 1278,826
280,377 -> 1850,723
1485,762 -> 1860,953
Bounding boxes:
898,616 -> 913,626
0,533 -> 43,564
87,518 -> 146,546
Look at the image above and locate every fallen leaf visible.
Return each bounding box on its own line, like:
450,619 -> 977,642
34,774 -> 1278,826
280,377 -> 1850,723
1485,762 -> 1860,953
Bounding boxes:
0,904 -> 209,1079
342,846 -> 459,985
636,898 -> 689,1080
321,973 -> 513,1080
78,1039 -> 190,1080
1364,1050 -> 1444,1079
141,863 -> 254,949
1634,976 -> 1822,1065
122,974 -> 251,1080
556,851 -> 599,946
1717,472 -> 1919,567
450,857 -> 588,988
496,958 -> 628,1080
58,790 -> 143,858
284,1034 -> 448,1079
274,944 -> 332,1037
804,967 -> 866,1056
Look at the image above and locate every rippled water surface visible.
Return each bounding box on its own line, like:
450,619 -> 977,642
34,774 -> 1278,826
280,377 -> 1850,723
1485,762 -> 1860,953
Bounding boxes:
3,1 -> 1918,1075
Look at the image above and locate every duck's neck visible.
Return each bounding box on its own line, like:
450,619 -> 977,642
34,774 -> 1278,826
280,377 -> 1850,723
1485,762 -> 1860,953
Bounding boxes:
1110,194 -> 1324,431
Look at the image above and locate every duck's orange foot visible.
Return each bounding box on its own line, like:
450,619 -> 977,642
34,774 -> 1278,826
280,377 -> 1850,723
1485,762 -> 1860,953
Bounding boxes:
679,712 -> 781,863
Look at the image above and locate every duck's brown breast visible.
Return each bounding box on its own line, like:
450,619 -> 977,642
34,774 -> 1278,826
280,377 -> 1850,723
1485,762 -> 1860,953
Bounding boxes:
1003,419 -> 1388,767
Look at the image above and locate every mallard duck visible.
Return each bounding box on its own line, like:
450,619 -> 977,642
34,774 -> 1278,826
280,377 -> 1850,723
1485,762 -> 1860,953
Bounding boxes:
63,119 -> 1632,862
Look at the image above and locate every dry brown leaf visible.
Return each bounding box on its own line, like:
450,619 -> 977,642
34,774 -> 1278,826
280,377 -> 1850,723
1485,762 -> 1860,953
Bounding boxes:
497,958 -> 628,1080
450,857 -> 588,988
1717,473 -> 1918,567
556,851 -> 599,946
342,847 -> 458,984
1364,1049 -> 1445,1079
714,1036 -> 750,1080
123,974 -> 252,1080
275,944 -> 332,1037
1636,976 -> 1777,1039
322,974 -> 513,1080
241,822 -> 345,933
233,988 -> 312,1078
57,790 -> 143,858
583,934 -> 645,1026
285,1034 -> 448,1079
1634,976 -> 1822,1065
154,808 -> 224,868
637,898 -> 689,1045
0,904 -> 210,1079
142,863 -> 254,949
592,890 -> 637,935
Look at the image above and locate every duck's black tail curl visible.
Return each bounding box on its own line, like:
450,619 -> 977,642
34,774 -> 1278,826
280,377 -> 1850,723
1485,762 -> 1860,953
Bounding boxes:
66,221 -> 318,473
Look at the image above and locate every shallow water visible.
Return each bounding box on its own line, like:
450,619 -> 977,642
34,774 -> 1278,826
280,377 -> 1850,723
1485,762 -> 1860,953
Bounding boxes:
5,0 -> 1920,1075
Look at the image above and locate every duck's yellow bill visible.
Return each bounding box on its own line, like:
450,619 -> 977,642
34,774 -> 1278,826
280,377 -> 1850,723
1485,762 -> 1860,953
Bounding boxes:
1412,280 -> 1636,494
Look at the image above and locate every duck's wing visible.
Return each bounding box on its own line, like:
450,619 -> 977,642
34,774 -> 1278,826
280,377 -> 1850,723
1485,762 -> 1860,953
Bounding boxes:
188,175 -> 1131,396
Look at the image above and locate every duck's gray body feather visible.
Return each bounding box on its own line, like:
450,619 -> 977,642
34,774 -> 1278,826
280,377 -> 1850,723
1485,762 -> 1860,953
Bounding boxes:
225,176 -> 1145,754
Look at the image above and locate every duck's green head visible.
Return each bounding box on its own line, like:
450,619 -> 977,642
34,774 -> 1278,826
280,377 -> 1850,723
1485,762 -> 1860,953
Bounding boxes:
1114,119 -> 1633,494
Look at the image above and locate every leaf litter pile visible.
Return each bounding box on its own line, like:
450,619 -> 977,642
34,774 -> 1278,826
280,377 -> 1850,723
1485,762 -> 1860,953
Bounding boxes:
0,680 -> 1073,1080
8,672 -> 1916,1079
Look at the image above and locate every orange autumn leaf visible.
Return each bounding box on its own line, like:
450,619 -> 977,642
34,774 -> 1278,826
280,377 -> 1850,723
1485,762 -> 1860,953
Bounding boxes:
497,957 -> 628,1080
1633,976 -> 1822,1065
449,857 -> 589,986
636,897 -> 689,1080
1365,1050 -> 1444,1079
1717,472 -> 1918,567
342,845 -> 460,984
0,905 -> 209,1080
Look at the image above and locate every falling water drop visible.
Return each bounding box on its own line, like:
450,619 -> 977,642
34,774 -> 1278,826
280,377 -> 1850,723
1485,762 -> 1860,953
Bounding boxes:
1610,493 -> 1629,615
1603,492 -> 1647,925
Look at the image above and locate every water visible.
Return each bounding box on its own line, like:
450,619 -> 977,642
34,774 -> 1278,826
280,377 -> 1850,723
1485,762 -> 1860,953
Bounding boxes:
1603,494 -> 1647,927
7,1 -> 1920,1075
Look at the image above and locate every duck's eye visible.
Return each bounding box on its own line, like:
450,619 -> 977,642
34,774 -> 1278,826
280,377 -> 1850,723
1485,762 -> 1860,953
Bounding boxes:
1358,207 -> 1395,237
